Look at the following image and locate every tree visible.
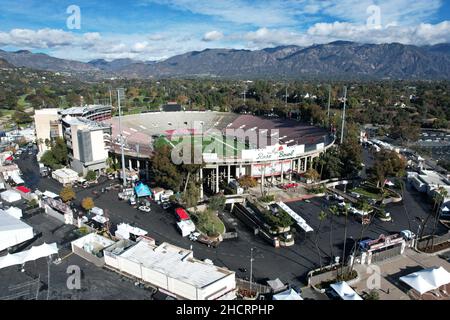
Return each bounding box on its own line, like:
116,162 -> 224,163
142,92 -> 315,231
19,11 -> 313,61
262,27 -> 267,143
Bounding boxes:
12,111 -> 32,125
208,194 -> 226,212
60,186 -> 76,203
51,137 -> 68,165
182,181 -> 200,209
340,204 -> 350,277
40,150 -> 59,169
419,186 -> 446,247
305,168 -> 320,183
315,211 -> 328,270
81,197 -> 95,212
238,175 -> 257,189
150,145 -> 183,191
430,187 -> 448,250
85,170 -> 97,182
328,205 -> 339,264
365,290 -> 380,300
372,150 -> 407,187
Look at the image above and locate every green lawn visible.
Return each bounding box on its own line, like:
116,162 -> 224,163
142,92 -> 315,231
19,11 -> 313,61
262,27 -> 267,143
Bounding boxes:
158,134 -> 248,158
351,187 -> 382,200
191,210 -> 225,237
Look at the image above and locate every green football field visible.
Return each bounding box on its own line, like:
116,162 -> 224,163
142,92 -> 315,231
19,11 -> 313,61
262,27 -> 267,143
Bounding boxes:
154,133 -> 249,158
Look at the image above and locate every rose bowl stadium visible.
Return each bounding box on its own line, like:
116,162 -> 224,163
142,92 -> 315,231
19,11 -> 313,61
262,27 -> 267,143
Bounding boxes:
104,111 -> 335,195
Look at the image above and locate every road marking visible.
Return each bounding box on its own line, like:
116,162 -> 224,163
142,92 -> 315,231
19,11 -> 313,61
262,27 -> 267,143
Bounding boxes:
130,128 -> 138,132
139,125 -> 147,130
123,131 -> 131,135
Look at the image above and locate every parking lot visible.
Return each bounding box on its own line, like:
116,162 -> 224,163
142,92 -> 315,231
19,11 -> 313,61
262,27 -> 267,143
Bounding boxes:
10,152 -> 449,290
0,213 -> 155,300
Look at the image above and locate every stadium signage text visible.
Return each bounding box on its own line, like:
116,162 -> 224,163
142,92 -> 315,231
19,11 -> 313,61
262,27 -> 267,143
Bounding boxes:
243,144 -> 305,162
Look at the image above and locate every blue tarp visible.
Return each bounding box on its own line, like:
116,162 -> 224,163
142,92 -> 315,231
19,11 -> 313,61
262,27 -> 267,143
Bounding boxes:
134,183 -> 151,198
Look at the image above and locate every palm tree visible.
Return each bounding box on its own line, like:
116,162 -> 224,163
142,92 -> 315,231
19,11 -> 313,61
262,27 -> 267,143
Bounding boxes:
429,187 -> 448,251
340,203 -> 350,277
328,205 -> 339,266
399,180 -> 412,232
315,211 -> 328,271
419,188 -> 444,244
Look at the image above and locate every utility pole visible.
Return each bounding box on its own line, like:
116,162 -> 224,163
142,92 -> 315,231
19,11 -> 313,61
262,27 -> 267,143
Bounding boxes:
117,88 -> 127,187
109,87 -> 113,107
327,85 -> 331,119
285,83 -> 288,108
340,86 -> 347,145
249,247 -> 254,294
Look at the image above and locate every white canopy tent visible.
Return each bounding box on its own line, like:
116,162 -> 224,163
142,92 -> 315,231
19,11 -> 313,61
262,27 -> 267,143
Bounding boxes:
2,207 -> 22,219
400,267 -> 450,295
0,243 -> 58,270
330,282 -> 363,301
273,289 -> 303,300
43,191 -> 59,199
10,173 -> 25,185
115,223 -> 147,240
0,213 -> 34,252
1,190 -> 21,203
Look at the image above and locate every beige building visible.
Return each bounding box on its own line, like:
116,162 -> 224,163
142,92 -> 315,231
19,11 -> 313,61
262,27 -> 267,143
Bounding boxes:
62,116 -> 111,175
34,109 -> 62,160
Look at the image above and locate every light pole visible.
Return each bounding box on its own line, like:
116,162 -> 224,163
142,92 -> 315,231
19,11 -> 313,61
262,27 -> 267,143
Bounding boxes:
340,86 -> 347,145
249,248 -> 254,294
117,88 -> 127,187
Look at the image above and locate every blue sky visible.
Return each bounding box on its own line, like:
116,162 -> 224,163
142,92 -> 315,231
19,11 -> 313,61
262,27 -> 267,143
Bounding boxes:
0,0 -> 449,61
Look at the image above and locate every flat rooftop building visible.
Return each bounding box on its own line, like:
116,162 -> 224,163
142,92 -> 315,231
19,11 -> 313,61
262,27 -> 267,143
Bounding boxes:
104,239 -> 236,300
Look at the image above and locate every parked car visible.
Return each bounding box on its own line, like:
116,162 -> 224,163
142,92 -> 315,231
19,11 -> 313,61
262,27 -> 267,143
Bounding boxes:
189,232 -> 200,241
333,194 -> 345,201
138,206 -> 151,213
129,197 -> 137,206
350,192 -> 361,199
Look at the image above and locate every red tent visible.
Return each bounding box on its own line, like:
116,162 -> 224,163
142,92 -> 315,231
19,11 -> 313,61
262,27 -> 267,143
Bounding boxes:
5,156 -> 13,161
16,186 -> 31,194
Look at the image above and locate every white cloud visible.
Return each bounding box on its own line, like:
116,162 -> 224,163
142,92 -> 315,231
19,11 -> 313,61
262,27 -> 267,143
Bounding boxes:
144,0 -> 443,28
202,30 -> 224,42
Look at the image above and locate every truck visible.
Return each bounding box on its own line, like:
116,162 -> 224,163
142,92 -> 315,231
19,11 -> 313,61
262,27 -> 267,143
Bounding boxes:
229,179 -> 244,195
118,188 -> 134,200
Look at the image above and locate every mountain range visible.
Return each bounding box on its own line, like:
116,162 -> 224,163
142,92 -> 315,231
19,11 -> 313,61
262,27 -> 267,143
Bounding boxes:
1,41 -> 450,80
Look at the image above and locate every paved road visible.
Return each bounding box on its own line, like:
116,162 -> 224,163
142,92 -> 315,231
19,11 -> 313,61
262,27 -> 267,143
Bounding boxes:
14,152 -> 448,288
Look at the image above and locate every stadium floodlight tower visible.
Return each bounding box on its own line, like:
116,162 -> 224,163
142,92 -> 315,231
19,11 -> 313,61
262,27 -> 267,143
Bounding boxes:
117,88 -> 127,187
340,86 -> 347,145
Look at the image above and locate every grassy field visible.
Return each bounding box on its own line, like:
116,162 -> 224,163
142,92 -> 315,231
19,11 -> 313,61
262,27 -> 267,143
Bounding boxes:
352,187 -> 382,200
156,134 -> 248,158
191,210 -> 226,237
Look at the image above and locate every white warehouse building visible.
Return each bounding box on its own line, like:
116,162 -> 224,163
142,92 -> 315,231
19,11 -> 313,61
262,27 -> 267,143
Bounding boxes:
104,238 -> 236,300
